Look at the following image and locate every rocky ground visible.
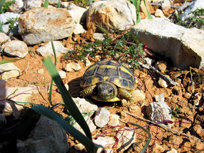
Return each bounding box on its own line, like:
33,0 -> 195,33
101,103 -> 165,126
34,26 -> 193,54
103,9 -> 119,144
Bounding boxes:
0,0 -> 204,153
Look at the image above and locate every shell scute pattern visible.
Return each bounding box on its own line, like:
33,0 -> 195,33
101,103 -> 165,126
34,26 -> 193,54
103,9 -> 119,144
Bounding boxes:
81,60 -> 136,90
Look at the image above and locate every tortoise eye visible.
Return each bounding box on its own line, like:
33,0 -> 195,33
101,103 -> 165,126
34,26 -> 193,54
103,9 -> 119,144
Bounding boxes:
109,89 -> 113,93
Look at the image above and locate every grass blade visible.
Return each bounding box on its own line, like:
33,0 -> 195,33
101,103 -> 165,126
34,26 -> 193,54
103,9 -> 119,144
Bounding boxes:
57,0 -> 61,8
43,0 -> 49,8
31,105 -> 101,153
143,0 -> 153,19
43,57 -> 92,139
130,122 -> 151,153
0,59 -> 17,65
0,0 -> 5,13
48,41 -> 57,105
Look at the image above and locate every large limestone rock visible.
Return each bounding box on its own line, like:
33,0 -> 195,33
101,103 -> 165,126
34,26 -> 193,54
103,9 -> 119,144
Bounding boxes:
86,0 -> 136,33
18,7 -> 75,45
131,18 -> 204,69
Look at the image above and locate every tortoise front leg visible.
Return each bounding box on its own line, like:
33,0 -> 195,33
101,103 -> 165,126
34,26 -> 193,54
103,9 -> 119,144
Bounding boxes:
80,85 -> 96,97
118,88 -> 132,101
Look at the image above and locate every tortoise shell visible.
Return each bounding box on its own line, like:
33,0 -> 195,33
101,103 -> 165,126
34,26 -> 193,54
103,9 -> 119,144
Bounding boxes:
81,60 -> 136,90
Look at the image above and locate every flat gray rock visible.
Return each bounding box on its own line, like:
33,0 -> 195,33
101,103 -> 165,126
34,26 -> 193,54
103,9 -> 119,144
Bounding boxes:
131,18 -> 204,69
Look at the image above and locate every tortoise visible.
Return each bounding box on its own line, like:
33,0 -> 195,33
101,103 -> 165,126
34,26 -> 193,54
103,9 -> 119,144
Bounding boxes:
80,60 -> 136,102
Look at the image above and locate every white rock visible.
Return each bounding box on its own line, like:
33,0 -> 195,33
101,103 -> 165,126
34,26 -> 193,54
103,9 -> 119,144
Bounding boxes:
9,0 -> 24,12
154,93 -> 165,102
117,128 -> 136,151
2,71 -> 20,80
64,84 -> 69,91
131,18 -> 204,69
93,33 -> 105,41
74,143 -> 84,151
58,70 -> 66,79
146,101 -> 174,127
166,148 -> 178,153
93,136 -> 115,148
86,0 -> 136,32
132,89 -> 146,101
0,32 -> 10,44
158,78 -> 168,88
155,9 -> 166,18
85,58 -> 91,66
67,3 -> 87,24
161,0 -> 171,11
94,108 -> 110,128
37,68 -> 44,74
70,115 -> 96,134
0,12 -> 20,24
73,97 -> 98,113
0,63 -> 21,80
61,2 -> 69,8
17,115 -> 69,153
36,41 -> 68,57
143,57 -> 152,66
181,0 -> 204,21
3,40 -> 28,58
108,114 -> 120,126
73,23 -> 86,35
18,7 -> 75,45
24,0 -> 42,11
65,62 -> 81,72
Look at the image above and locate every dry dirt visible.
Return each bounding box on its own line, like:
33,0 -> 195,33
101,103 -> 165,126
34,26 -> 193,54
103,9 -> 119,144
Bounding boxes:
0,0 -> 204,153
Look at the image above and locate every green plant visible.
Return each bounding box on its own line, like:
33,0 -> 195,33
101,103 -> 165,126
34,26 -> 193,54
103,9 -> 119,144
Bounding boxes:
0,59 -> 17,65
130,122 -> 151,153
48,41 -> 57,105
175,9 -> 204,28
43,0 -> 49,8
172,106 -> 181,118
64,30 -> 144,69
0,22 -> 3,32
5,18 -> 18,30
73,0 -> 93,8
129,0 -> 152,23
0,0 -> 15,13
57,0 -> 61,8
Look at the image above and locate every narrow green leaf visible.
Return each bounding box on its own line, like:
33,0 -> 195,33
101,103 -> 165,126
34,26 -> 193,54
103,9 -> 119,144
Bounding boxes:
0,59 -> 17,65
130,122 -> 151,153
143,0 -> 153,19
31,105 -> 101,153
57,0 -> 61,8
43,57 -> 92,139
43,0 -> 49,8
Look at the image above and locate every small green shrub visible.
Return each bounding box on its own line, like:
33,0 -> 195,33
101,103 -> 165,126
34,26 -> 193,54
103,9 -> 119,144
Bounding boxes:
64,30 -> 145,69
175,9 -> 204,28
0,0 -> 15,13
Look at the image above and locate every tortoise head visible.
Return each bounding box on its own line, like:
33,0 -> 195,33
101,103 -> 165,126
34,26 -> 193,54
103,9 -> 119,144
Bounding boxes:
96,82 -> 118,101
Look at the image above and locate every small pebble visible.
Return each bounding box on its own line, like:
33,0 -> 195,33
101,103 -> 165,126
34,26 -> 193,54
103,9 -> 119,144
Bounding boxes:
132,90 -> 146,101
108,114 -> 120,126
94,108 -> 110,128
158,78 -> 168,88
65,62 -> 81,72
58,70 -> 66,79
